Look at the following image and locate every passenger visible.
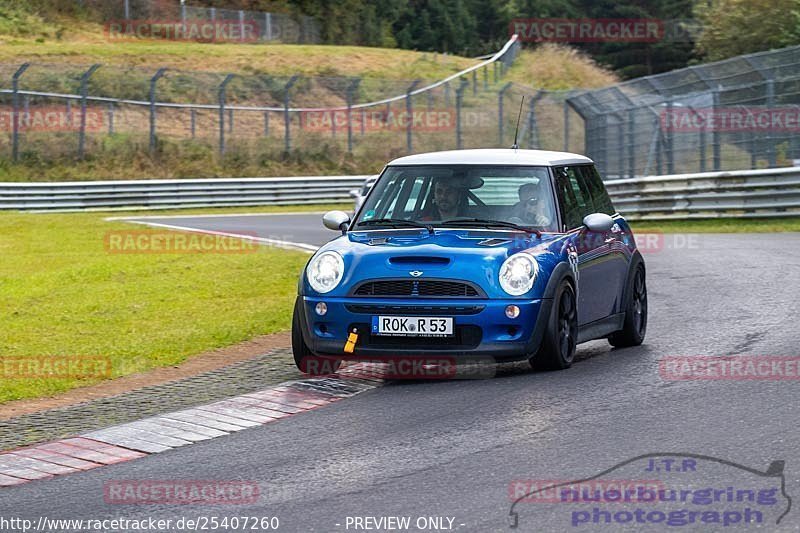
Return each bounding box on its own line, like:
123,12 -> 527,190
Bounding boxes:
514,183 -> 552,227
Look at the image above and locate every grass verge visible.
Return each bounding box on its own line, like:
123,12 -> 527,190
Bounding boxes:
630,217 -> 800,233
0,206 -> 333,403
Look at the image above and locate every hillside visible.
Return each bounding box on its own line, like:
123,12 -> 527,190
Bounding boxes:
0,6 -> 618,182
1,36 -> 481,82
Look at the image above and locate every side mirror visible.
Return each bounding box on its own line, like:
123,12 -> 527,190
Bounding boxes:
348,189 -> 360,199
582,213 -> 614,232
323,210 -> 351,233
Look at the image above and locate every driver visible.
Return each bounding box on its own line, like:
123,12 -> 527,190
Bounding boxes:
421,178 -> 469,220
514,183 -> 552,227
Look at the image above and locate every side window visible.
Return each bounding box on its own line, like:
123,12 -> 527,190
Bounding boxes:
554,166 -> 593,230
579,165 -> 615,215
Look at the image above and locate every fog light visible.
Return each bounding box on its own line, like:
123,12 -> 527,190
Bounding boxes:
505,305 -> 520,319
315,302 -> 328,316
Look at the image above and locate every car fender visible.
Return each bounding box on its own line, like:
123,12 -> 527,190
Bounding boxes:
617,250 -> 645,314
524,261 -> 575,354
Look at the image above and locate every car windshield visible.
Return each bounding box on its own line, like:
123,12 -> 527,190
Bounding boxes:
353,165 -> 558,232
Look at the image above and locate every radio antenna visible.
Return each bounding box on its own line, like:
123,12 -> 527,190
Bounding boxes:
511,95 -> 524,150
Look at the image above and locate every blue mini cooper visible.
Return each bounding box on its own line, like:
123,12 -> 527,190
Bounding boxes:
292,149 -> 647,375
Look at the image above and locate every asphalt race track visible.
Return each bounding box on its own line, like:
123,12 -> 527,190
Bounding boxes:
116,213 -> 335,252
2,215 -> 799,532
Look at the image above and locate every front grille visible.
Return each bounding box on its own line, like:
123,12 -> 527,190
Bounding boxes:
353,279 -> 482,298
346,304 -> 485,315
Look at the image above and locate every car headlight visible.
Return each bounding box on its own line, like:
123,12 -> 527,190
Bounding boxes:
306,251 -> 345,293
499,253 -> 538,296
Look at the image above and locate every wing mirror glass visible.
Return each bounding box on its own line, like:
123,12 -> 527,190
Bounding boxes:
323,210 -> 351,233
582,213 -> 614,232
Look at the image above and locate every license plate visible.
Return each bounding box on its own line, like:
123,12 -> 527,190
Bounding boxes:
371,316 -> 454,337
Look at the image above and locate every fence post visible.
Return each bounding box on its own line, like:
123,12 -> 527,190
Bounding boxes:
697,106 -> 707,173
766,79 -> 776,167
190,108 -> 196,138
665,100 -> 674,174
406,79 -> 420,153
655,133 -> 663,175
264,111 -> 269,137
527,93 -> 539,149
455,78 -> 469,149
239,10 -> 245,43
283,75 -> 299,153
712,90 -> 721,170
181,0 -> 187,32
265,12 -> 272,41
493,62 -> 498,83
218,74 -> 234,157
11,63 -> 30,162
148,68 -> 167,155
497,82 -> 512,146
444,81 -> 451,108
78,64 -> 101,160
626,109 -> 635,178
472,70 -> 477,96
617,116 -> 625,178
563,100 -> 570,152
124,0 -> 130,19
346,78 -> 360,153
108,102 -> 114,134
483,65 -> 488,90
228,107 -> 234,133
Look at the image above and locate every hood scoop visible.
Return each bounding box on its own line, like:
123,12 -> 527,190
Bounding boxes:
368,237 -> 389,245
389,256 -> 450,266
477,238 -> 512,247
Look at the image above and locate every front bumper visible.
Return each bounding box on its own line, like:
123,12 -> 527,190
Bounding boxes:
296,295 -> 552,363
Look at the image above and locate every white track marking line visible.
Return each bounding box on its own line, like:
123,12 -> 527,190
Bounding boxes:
119,219 -> 319,253
105,211 -> 330,221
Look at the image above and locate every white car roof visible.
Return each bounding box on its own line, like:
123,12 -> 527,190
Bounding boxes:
387,149 -> 593,167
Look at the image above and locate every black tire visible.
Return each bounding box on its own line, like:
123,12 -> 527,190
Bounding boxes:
530,280 -> 578,371
608,264 -> 647,347
292,301 -> 342,375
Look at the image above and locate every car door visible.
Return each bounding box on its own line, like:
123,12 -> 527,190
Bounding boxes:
579,164 -> 628,315
553,165 -> 617,325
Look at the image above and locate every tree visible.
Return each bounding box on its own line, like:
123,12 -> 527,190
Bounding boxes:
693,0 -> 800,61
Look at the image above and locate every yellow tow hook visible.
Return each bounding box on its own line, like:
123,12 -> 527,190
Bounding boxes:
344,328 -> 359,354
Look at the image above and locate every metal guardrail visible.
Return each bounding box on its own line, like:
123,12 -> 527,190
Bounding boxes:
1,167 -> 798,218
0,176 -> 369,211
605,167 -> 800,220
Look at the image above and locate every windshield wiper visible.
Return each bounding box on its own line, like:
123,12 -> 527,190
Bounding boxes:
357,218 -> 434,234
440,218 -> 541,237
